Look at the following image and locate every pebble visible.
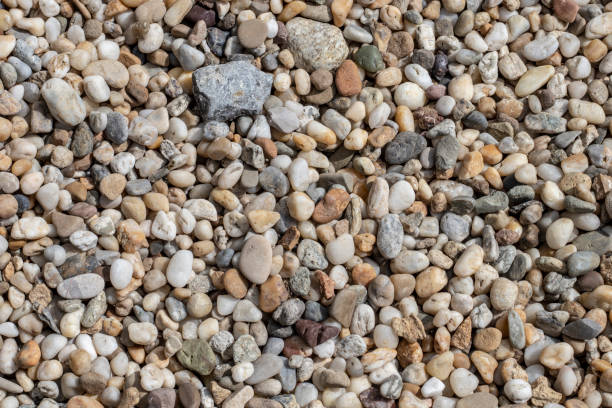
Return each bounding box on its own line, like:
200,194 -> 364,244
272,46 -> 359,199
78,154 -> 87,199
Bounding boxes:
109,258 -> 133,290
41,78 -> 86,126
193,61 -> 273,122
166,250 -> 193,288
287,18 -> 348,71
0,0 -> 609,406
57,274 -> 104,299
239,235 -> 272,284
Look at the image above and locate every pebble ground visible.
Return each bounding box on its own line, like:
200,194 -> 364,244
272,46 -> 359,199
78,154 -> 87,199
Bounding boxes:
0,0 -> 612,407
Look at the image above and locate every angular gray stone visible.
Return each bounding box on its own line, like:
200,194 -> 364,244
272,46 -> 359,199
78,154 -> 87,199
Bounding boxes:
272,298 -> 305,326
435,135 -> 460,172
192,61 -> 273,122
524,113 -> 566,134
475,190 -> 509,214
562,318 -> 602,340
336,334 -> 367,358
297,239 -> 328,270
268,106 -> 299,133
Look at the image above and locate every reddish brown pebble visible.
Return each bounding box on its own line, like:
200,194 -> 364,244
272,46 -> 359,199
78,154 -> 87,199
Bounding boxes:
553,0 -> 579,22
335,60 -> 362,96
312,188 -> 351,223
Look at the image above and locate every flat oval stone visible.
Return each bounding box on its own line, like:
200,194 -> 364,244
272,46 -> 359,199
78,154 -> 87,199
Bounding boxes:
515,65 -> 555,97
82,60 -> 130,88
377,214 -> 403,259
57,273 -> 104,299
166,250 -> 193,288
522,35 -> 558,62
245,354 -> 284,385
41,78 -> 87,126
567,251 -> 600,277
239,235 -> 272,284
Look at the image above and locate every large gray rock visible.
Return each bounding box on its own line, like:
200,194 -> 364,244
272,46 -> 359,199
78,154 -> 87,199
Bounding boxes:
286,17 -> 349,71
192,61 -> 272,122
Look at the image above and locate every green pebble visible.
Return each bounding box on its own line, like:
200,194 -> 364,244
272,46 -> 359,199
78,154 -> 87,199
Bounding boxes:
353,45 -> 384,73
177,339 -> 216,376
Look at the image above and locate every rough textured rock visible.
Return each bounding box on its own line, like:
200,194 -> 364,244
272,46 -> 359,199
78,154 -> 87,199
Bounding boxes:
193,61 -> 273,121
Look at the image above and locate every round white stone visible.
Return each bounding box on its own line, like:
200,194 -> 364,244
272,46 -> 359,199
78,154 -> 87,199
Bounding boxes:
166,250 -> 193,287
110,258 -> 133,290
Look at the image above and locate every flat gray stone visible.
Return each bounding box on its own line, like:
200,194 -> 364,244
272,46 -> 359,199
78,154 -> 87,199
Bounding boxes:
562,318 -> 602,340
573,231 -> 612,255
57,273 -> 104,299
567,251 -> 600,277
246,354 -> 284,385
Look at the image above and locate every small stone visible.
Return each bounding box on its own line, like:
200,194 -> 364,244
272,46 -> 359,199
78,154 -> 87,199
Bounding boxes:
354,45 -> 384,73
238,19 -> 268,48
147,389 -> 176,408
57,273 -> 104,299
335,60 -> 362,96
561,318 -> 602,340
177,339 -> 217,376
239,235 -> 272,284
377,214 -> 403,259
391,315 -> 426,343
553,0 -> 579,22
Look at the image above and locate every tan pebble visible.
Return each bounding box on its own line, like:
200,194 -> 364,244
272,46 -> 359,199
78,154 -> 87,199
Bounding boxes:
470,351 -> 498,384
426,351 -> 454,380
99,173 -> 126,200
473,328 -> 502,352
515,65 -> 555,97
539,342 -> 573,369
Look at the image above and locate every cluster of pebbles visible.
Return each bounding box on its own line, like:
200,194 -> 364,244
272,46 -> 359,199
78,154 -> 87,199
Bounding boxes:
1,0 -> 612,405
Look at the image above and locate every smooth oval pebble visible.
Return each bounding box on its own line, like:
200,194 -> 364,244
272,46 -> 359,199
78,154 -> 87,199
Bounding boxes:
166,250 -> 194,288
57,273 -> 105,299
239,235 -> 272,284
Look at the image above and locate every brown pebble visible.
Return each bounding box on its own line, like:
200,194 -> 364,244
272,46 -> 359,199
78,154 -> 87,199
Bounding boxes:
335,60 -> 362,96
99,173 -> 127,200
0,194 -> 18,219
69,349 -> 92,375
223,268 -> 248,299
237,19 -> 269,49
553,0 -> 579,22
310,69 -> 333,91
312,188 -> 351,223
17,340 -> 41,368
259,275 -> 289,313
